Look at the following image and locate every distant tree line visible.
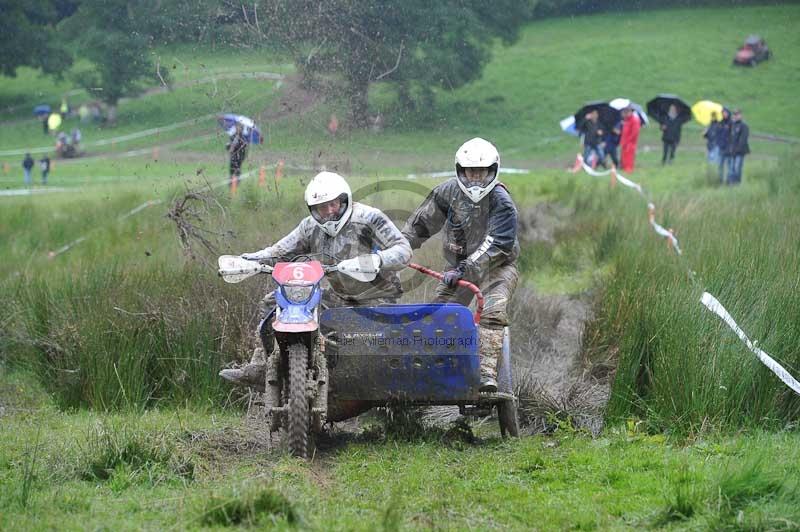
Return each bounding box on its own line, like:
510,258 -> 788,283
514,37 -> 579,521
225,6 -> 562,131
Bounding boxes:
533,0 -> 786,18
0,0 -> 788,127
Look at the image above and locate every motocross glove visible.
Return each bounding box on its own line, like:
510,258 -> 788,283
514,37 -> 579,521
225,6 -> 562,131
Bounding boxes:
442,268 -> 464,289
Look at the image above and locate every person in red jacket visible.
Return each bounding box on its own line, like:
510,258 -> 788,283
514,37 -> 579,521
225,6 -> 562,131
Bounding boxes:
619,106 -> 641,173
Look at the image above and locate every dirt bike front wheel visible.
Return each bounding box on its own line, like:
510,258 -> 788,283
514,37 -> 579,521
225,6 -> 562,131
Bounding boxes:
287,343 -> 310,457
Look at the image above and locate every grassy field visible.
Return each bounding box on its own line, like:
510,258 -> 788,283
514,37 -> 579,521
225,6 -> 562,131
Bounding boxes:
2,375 -> 799,530
1,3 -> 799,529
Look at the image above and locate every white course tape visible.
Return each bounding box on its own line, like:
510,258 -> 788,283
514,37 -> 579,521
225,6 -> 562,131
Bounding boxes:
612,169 -> 644,194
577,154 -> 613,176
650,220 -> 682,254
570,152 -> 797,396
50,199 -> 164,258
49,236 -> 88,258
118,199 -> 164,221
701,292 -> 800,395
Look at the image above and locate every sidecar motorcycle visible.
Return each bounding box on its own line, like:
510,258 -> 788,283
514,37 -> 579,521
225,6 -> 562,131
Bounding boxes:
219,256 -> 519,457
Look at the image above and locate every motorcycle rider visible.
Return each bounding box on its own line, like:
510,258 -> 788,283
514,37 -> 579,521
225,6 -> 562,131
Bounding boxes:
220,171 -> 412,388
402,137 -> 519,393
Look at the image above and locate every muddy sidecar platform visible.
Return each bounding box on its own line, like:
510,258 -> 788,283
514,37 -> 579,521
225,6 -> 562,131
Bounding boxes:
320,303 -> 519,435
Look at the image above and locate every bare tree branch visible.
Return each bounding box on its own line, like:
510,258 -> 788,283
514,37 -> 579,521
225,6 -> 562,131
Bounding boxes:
373,42 -> 404,81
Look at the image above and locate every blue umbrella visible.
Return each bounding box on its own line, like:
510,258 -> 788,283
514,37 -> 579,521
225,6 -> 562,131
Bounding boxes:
34,104 -> 51,117
217,114 -> 263,144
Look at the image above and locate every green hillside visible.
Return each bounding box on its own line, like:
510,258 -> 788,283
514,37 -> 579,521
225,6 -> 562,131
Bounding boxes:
1,4 -> 799,530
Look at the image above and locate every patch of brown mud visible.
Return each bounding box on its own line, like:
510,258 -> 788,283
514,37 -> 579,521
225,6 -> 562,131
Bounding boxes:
509,285 -> 608,435
512,201 -> 610,434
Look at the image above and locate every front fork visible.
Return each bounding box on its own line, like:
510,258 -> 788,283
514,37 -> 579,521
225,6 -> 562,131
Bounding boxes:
264,332 -> 329,432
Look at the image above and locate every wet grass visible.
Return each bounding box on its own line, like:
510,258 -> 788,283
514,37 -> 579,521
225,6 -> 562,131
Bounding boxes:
0,400 -> 798,529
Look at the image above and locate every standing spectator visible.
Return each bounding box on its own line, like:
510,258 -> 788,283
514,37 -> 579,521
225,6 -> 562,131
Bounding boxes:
604,118 -> 622,168
703,112 -> 721,164
726,109 -> 750,185
660,104 -> 683,165
581,110 -> 605,169
71,128 -> 82,147
716,108 -> 732,182
227,123 -> 248,191
619,106 -> 641,173
42,116 -> 49,135
22,153 -> 34,187
39,155 -> 51,185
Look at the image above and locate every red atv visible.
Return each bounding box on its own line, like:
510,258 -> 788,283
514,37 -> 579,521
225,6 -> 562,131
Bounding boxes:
733,35 -> 771,67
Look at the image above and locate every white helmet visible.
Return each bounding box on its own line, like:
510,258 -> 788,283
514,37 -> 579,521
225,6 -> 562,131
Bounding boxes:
304,171 -> 353,237
455,137 -> 500,203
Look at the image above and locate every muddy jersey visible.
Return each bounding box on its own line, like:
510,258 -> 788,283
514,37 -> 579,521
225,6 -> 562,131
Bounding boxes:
250,202 -> 411,301
402,178 -> 519,282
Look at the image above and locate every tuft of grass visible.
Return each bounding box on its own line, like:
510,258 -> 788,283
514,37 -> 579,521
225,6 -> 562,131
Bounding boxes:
18,427 -> 42,509
653,465 -> 701,526
79,420 -> 193,484
200,485 -> 299,527
715,458 -> 790,513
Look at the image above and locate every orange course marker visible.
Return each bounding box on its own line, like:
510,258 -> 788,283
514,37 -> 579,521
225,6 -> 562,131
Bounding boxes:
259,165 -> 266,187
610,165 -> 618,188
230,176 -> 238,195
276,160 -> 284,182
273,160 -> 284,199
569,153 -> 582,173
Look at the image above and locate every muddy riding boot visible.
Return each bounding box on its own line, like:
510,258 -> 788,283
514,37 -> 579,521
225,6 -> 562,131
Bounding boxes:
478,327 -> 503,393
219,347 -> 267,389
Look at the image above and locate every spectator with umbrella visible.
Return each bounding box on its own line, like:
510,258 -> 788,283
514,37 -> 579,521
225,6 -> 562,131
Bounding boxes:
34,105 -> 51,135
218,114 -> 262,193
574,102 -> 619,169
227,123 -> 249,192
660,105 -> 684,165
647,95 -> 691,165
581,110 -> 605,168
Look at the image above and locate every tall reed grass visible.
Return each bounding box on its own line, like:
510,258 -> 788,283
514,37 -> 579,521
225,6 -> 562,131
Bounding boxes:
587,153 -> 800,432
3,263 -> 258,410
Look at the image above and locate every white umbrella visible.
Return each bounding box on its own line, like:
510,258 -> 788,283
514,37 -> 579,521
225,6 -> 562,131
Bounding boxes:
609,98 -> 649,126
559,115 -> 579,136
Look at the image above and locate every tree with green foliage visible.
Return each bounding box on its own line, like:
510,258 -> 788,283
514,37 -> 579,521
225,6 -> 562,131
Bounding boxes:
0,0 -> 73,77
260,0 -> 536,128
63,0 -> 164,124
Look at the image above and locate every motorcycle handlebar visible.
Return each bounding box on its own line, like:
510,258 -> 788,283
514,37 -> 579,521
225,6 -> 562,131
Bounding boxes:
407,263 -> 484,325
